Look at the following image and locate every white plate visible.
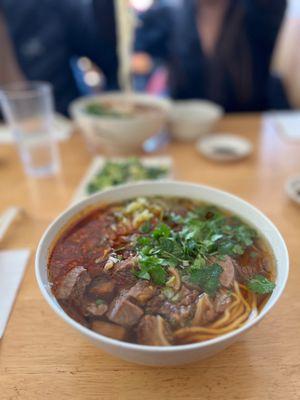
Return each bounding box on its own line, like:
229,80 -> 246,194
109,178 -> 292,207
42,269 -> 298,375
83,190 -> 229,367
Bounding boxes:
285,175 -> 300,205
72,156 -> 173,204
197,134 -> 253,162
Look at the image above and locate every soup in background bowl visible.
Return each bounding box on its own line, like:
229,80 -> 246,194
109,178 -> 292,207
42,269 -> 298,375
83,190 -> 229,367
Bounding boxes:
35,182 -> 289,366
69,93 -> 170,154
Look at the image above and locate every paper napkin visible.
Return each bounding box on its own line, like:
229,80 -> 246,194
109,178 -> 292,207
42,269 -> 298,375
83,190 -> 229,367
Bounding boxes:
271,111 -> 300,140
0,249 -> 30,338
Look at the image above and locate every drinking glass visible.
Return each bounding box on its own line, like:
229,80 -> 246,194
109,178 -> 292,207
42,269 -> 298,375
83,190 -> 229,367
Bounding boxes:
0,82 -> 60,177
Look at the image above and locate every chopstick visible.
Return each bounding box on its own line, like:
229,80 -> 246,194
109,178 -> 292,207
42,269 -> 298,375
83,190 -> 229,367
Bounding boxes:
0,207 -> 21,242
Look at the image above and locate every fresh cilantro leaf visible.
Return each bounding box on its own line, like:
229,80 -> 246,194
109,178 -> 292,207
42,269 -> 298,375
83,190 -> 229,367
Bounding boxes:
211,233 -> 223,242
247,274 -> 275,294
168,212 -> 184,224
140,221 -> 152,233
232,244 -> 244,255
136,236 -> 151,247
134,203 -> 258,288
136,269 -> 151,280
189,263 -> 223,296
157,237 -> 175,253
137,255 -> 167,285
192,254 -> 206,269
152,223 -> 171,239
149,264 -> 167,285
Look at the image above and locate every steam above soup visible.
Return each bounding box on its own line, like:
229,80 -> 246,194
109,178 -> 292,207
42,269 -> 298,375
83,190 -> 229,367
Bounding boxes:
48,197 -> 275,346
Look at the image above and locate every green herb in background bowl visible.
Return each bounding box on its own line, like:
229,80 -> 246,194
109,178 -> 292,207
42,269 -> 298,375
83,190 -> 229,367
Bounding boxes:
85,103 -> 128,119
87,158 -> 170,194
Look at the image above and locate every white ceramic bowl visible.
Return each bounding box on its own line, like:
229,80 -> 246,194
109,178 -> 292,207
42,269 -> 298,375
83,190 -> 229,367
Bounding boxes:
35,182 -> 289,366
169,100 -> 224,141
69,92 -> 170,154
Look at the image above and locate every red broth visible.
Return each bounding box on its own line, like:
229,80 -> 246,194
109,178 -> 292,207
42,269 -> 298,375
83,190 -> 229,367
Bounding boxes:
48,197 -> 275,346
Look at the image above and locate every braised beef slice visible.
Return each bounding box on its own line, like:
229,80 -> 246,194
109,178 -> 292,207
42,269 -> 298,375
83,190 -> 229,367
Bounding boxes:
235,259 -> 269,282
146,285 -> 198,328
218,256 -> 235,288
177,285 -> 199,306
82,301 -> 108,317
159,302 -> 195,327
214,289 -> 232,313
126,281 -> 156,305
91,320 -> 126,341
192,294 -> 218,326
55,266 -> 91,300
107,295 -> 144,327
137,315 -> 172,346
235,246 -> 271,282
193,290 -> 232,326
88,278 -> 115,299
110,257 -> 138,287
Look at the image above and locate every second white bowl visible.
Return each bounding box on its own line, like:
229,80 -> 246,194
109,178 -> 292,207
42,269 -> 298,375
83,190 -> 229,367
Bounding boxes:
169,100 -> 224,141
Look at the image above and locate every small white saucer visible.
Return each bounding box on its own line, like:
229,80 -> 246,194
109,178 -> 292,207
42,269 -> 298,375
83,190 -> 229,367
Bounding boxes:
196,134 -> 253,162
285,175 -> 300,205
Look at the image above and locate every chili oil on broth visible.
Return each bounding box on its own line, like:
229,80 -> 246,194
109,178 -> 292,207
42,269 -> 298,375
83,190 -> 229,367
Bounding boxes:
47,197 -> 276,346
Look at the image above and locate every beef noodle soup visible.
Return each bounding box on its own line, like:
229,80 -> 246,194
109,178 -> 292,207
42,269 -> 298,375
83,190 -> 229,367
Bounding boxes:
48,197 -> 276,346
84,100 -> 162,119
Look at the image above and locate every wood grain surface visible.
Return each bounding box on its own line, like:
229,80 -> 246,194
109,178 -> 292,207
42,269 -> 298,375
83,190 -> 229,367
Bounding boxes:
0,114 -> 299,400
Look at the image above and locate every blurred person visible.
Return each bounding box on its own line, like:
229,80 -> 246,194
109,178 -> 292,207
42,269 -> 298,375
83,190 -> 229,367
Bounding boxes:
135,0 -> 289,112
0,13 -> 25,85
0,0 -> 118,115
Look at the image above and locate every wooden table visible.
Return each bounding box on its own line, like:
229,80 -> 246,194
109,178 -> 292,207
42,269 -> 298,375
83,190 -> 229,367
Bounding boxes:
0,114 -> 300,400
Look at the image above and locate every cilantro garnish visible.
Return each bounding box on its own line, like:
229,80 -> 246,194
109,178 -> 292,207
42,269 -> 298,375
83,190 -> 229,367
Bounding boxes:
136,255 -> 167,285
134,203 -> 258,295
139,221 -> 152,233
247,275 -> 275,294
189,263 -> 223,296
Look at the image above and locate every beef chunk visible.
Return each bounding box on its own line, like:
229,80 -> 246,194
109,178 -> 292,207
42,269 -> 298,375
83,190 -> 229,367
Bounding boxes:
192,293 -> 218,326
56,266 -> 91,300
236,248 -> 271,282
88,278 -> 115,299
107,295 -> 144,327
209,256 -> 235,288
82,301 -> 108,317
115,256 -> 137,272
219,256 -> 235,288
214,290 -> 232,313
158,302 -> 195,327
126,281 -> 156,304
192,290 -> 233,326
235,261 -> 268,282
177,285 -> 198,306
110,257 -> 138,286
91,320 -> 126,341
137,315 -> 172,346
146,284 -> 198,328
